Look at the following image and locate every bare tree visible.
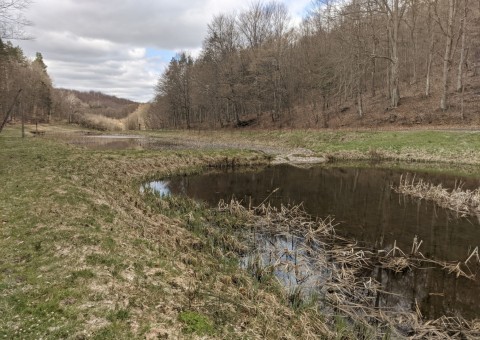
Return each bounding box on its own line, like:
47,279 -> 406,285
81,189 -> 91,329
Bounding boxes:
456,0 -> 469,92
204,14 -> 239,61
237,1 -> 286,49
156,53 -> 194,128
0,0 -> 32,39
405,0 -> 419,84
149,0 -> 480,129
438,0 -> 457,111
425,0 -> 436,97
374,0 -> 408,108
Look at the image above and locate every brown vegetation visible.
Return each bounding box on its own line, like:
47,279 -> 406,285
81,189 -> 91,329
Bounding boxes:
394,174 -> 480,216
52,89 -> 139,128
218,199 -> 480,338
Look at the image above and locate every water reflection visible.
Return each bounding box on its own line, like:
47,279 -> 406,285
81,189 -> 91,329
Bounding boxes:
52,134 -> 190,150
145,164 -> 480,319
152,165 -> 480,262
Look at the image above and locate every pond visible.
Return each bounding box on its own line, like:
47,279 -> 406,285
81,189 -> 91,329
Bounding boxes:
47,133 -> 189,150
144,164 -> 480,320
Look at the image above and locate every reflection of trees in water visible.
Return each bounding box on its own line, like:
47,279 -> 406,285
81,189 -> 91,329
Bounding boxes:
167,165 -> 480,261
161,165 -> 480,319
245,230 -> 480,320
371,264 -> 480,320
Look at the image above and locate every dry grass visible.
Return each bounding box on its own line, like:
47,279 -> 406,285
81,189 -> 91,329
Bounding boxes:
394,174 -> 480,217
122,104 -> 150,131
74,104 -> 149,132
79,113 -> 125,131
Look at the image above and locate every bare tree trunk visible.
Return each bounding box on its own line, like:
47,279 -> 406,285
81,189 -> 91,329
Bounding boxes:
357,89 -> 364,117
367,2 -> 378,98
407,0 -> 418,84
440,0 -> 456,111
411,35 -> 418,85
383,0 -> 406,108
371,39 -> 377,97
461,78 -> 465,119
425,4 -> 435,97
386,40 -> 391,99
456,0 -> 468,92
0,89 -> 22,133
391,20 -> 400,107
425,38 -> 435,96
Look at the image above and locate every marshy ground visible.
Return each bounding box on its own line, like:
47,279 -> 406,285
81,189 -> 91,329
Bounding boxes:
1,124 -> 480,338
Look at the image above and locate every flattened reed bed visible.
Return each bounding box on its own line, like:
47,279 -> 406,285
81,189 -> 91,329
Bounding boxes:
394,174 -> 480,217
217,199 -> 480,339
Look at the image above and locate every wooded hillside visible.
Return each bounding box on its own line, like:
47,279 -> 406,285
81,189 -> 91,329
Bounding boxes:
149,0 -> 480,129
54,89 -> 139,121
1,42 -> 139,131
0,39 -> 53,124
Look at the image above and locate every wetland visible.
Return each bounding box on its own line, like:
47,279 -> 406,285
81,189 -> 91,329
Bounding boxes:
145,164 -> 480,321
3,125 -> 480,338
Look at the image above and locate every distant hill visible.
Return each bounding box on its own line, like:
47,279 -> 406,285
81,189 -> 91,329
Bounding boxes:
55,89 -> 139,120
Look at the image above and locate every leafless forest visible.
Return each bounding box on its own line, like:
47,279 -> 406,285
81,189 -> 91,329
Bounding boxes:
149,0 -> 480,129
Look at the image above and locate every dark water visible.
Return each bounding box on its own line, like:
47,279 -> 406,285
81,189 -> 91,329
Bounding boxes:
145,164 -> 480,319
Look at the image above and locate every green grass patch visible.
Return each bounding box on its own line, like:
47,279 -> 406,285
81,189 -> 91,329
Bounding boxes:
178,311 -> 214,336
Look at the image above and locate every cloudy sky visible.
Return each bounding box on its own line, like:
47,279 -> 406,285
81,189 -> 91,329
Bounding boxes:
14,0 -> 312,102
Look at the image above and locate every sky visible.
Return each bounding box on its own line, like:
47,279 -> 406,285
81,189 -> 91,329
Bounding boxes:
13,0 -> 312,103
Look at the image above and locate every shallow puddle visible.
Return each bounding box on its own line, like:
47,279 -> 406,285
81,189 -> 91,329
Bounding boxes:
144,164 -> 480,320
52,134 -> 189,150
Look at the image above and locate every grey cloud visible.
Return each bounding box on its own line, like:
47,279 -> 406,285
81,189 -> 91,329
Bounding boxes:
13,0 -> 305,102
29,0 -> 218,50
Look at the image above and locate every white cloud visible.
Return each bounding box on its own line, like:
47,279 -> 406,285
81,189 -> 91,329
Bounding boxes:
129,48 -> 146,59
13,0 -> 309,102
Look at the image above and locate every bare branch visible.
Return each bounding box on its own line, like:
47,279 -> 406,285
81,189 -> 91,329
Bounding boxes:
0,0 -> 32,39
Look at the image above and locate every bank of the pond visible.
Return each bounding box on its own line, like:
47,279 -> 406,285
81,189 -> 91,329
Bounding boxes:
1,124 -> 480,339
4,127 -> 318,339
145,163 -> 480,320
139,129 -> 480,168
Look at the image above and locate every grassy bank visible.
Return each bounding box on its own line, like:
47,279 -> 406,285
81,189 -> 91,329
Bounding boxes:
1,125 -> 479,338
143,129 -> 480,166
0,126 -> 332,339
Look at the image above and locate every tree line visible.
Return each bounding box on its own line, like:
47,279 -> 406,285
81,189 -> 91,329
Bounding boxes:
149,0 -> 480,129
0,38 -> 53,124
1,0 -> 55,126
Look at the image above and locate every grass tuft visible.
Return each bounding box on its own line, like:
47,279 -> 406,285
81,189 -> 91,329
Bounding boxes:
178,311 -> 214,336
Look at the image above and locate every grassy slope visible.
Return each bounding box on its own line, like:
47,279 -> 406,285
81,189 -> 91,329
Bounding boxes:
1,125 -> 479,338
0,127 -> 329,339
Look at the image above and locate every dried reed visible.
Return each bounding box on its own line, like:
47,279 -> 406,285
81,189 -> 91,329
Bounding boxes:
394,174 -> 480,217
218,199 -> 480,339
